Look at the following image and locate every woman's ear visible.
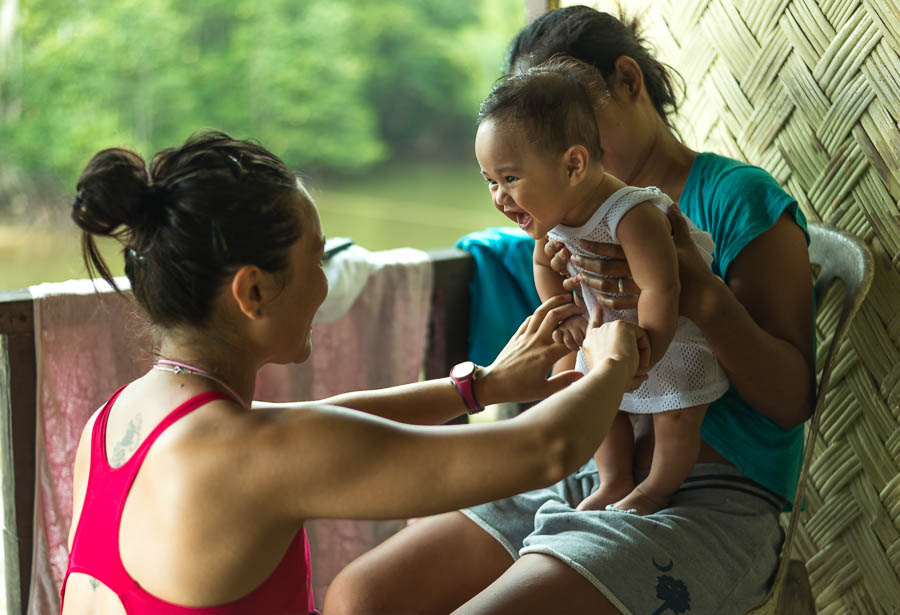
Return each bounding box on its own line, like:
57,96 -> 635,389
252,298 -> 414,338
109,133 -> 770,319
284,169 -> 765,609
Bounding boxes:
614,56 -> 644,102
563,145 -> 590,185
231,265 -> 266,320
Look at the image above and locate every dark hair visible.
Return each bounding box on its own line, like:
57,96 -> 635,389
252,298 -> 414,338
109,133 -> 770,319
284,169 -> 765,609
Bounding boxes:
506,5 -> 680,128
71,130 -> 305,328
478,56 -> 605,159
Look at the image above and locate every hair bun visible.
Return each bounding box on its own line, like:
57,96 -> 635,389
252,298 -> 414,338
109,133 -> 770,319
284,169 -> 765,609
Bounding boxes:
71,148 -> 157,236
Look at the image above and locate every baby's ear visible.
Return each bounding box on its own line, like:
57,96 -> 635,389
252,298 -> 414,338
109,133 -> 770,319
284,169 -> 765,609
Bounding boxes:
563,145 -> 590,185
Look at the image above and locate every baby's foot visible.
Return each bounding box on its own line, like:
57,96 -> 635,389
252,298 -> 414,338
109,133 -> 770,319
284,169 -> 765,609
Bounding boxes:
577,479 -> 633,511
608,485 -> 669,516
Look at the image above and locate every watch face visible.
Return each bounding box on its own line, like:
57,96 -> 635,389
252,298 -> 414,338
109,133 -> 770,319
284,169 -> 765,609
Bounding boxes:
450,361 -> 475,379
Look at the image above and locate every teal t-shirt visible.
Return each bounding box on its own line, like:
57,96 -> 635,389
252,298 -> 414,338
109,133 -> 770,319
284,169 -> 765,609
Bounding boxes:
681,152 -> 811,506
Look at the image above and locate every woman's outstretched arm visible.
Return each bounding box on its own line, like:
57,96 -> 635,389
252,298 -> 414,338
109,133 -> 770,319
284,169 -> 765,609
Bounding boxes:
256,295 -> 586,425
237,308 -> 648,523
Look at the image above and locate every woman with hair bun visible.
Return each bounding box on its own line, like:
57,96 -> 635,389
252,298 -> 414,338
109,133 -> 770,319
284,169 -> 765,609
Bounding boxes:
326,6 -> 814,614
61,130 -> 649,614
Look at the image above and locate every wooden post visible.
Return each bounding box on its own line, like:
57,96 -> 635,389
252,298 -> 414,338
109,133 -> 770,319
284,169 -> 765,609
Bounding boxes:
425,249 -> 473,425
525,0 -> 555,23
424,249 -> 472,381
0,289 -> 36,615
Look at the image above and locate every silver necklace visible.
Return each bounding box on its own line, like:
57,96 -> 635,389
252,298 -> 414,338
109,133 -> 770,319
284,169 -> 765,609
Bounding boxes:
153,358 -> 248,408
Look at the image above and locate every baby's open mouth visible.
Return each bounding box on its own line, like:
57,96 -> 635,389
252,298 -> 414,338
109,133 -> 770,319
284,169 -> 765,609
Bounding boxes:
510,211 -> 532,230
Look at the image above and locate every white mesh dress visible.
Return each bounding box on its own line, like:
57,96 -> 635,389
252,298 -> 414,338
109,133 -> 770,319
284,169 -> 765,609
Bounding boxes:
547,186 -> 729,413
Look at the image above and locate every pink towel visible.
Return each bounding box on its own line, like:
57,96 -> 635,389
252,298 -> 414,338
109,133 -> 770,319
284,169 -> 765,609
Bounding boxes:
27,250 -> 433,614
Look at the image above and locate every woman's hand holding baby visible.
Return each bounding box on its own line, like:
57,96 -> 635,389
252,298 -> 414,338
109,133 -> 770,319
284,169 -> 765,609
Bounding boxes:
581,308 -> 650,391
543,239 -> 640,310
666,203 -> 722,325
480,294 -> 648,403
543,204 -> 717,323
478,294 -> 586,405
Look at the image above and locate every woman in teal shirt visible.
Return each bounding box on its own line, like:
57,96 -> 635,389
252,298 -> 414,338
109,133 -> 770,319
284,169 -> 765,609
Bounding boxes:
325,7 -> 815,614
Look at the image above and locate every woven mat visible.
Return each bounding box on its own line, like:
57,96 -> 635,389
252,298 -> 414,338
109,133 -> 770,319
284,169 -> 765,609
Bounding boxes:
557,1 -> 900,612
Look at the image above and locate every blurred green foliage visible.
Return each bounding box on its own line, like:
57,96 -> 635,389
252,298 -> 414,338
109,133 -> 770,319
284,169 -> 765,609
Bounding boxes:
0,0 -> 523,221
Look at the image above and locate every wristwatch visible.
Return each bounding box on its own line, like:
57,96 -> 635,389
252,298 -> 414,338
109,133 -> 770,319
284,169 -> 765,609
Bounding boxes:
449,361 -> 484,415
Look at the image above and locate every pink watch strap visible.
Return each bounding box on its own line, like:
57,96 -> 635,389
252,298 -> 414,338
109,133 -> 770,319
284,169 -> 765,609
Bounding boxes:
450,362 -> 483,414
452,380 -> 482,414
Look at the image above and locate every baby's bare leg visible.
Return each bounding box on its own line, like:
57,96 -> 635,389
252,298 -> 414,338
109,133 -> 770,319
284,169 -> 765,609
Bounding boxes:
577,412 -> 634,511
611,404 -> 708,515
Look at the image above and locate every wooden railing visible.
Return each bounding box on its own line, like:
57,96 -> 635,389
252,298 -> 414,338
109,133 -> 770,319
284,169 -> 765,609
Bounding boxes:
0,248 -> 473,615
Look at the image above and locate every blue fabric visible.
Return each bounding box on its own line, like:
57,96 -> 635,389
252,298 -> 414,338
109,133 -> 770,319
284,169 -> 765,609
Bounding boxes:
455,228 -> 541,366
681,152 -> 812,506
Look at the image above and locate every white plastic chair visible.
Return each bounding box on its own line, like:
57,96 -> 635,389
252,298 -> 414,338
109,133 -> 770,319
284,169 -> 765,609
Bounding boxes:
747,222 -> 874,614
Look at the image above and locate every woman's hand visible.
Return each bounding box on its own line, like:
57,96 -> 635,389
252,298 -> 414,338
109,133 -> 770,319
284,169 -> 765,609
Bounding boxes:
666,203 -> 719,323
544,204 -> 719,321
581,307 -> 650,391
543,239 -> 639,310
479,294 -> 586,404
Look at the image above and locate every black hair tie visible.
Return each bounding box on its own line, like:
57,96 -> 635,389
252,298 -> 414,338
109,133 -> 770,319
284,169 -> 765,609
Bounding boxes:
137,183 -> 168,230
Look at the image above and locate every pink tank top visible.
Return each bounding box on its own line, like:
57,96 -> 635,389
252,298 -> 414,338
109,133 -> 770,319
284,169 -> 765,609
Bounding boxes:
61,387 -> 317,614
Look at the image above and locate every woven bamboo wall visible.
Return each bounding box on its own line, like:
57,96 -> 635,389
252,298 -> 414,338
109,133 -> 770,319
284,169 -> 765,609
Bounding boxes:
556,1 -> 900,612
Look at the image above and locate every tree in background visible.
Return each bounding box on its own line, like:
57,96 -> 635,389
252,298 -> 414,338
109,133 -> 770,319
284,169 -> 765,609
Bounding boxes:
0,0 -> 522,222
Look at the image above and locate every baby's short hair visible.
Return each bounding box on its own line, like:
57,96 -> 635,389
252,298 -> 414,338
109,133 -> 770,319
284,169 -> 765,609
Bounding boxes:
478,56 -> 607,159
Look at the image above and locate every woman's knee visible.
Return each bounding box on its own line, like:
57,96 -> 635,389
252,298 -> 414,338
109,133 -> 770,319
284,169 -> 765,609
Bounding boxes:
323,537 -> 415,615
323,512 -> 513,615
323,561 -> 382,615
453,553 -> 619,615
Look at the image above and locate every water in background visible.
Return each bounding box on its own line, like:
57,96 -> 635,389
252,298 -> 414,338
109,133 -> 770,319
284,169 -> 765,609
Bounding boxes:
0,161 -> 512,292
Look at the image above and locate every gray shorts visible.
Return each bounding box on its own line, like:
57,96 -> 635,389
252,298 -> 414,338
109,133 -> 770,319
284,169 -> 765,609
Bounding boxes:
462,462 -> 785,615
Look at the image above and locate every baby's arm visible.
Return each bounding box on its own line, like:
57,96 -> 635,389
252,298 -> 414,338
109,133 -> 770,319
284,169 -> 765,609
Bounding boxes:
534,237 -> 567,301
616,203 -> 680,368
535,238 -> 584,361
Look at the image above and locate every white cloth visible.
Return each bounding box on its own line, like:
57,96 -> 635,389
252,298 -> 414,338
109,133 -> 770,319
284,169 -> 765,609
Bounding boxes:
315,240 -> 431,324
547,186 -> 728,413
26,249 -> 433,613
